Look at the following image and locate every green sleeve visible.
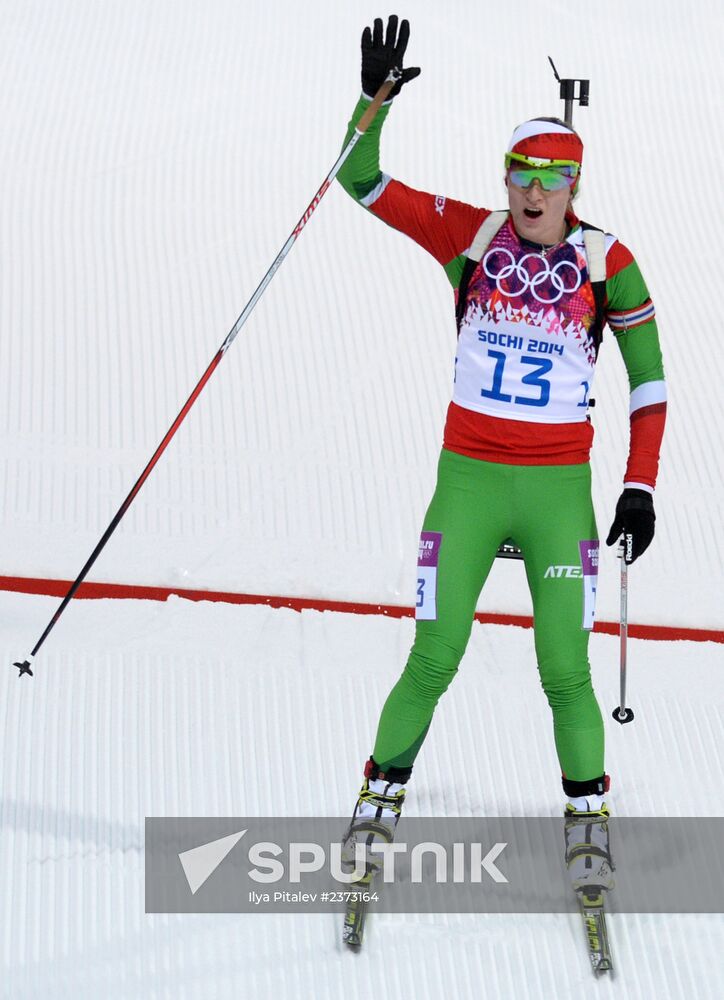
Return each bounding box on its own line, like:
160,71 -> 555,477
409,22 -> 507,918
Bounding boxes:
615,323 -> 665,391
606,258 -> 665,391
337,96 -> 392,203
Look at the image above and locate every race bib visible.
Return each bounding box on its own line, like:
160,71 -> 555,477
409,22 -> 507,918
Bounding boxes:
454,321 -> 594,423
453,241 -> 599,423
416,531 -> 442,621
579,540 -> 599,631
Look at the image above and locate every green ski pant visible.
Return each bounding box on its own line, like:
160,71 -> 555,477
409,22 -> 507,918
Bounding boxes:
373,448 -> 604,782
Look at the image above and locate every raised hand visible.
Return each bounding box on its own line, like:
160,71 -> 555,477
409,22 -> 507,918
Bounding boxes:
361,15 -> 421,100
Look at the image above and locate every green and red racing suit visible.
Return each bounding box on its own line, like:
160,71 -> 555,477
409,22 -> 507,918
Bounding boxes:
337,96 -> 666,783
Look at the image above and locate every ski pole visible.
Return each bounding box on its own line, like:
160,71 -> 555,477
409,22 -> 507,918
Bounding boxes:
12,70 -> 401,678
612,534 -> 634,723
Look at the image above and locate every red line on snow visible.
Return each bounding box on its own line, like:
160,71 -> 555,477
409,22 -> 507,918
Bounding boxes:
0,574 -> 721,644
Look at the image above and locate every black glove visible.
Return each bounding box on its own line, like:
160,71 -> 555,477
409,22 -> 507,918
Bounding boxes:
361,15 -> 421,100
605,488 -> 656,564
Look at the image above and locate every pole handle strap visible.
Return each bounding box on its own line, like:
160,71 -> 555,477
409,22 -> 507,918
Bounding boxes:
355,70 -> 401,135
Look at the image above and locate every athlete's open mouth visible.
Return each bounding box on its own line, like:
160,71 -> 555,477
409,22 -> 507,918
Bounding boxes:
524,208 -> 543,219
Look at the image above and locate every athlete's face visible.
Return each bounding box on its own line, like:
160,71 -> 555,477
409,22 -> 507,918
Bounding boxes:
506,175 -> 571,245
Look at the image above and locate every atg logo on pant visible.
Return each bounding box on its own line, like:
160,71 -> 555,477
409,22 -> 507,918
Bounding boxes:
543,540 -> 598,630
544,565 -> 583,578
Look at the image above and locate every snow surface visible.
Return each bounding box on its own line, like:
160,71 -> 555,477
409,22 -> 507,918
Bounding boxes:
1,0 -> 723,997
2,593 -> 724,998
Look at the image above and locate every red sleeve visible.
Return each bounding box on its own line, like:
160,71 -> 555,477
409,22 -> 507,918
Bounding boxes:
369,179 -> 489,267
625,405 -> 667,489
605,239 -> 634,280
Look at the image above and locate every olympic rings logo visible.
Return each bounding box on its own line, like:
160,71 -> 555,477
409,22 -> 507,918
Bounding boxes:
482,249 -> 582,304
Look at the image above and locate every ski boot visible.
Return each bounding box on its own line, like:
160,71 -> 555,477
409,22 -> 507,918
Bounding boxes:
341,757 -> 410,948
563,774 -> 614,894
563,774 -> 615,973
341,757 -> 410,879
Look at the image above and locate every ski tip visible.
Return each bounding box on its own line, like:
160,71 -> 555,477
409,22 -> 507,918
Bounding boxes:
343,929 -> 363,949
13,659 -> 34,678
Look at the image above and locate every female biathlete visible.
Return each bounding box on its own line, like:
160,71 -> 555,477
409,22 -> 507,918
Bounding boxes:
338,17 -> 666,890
